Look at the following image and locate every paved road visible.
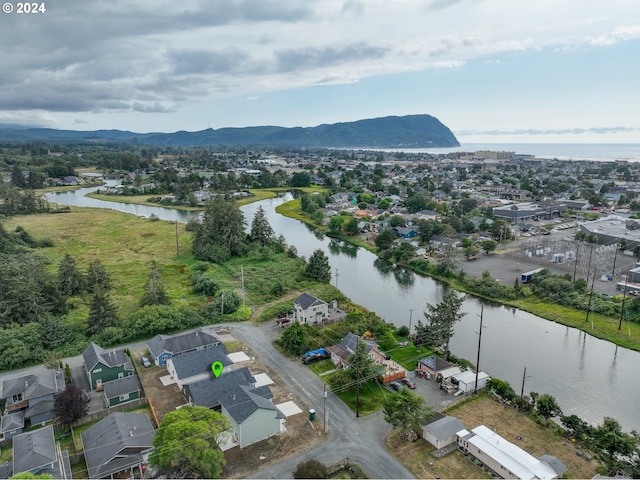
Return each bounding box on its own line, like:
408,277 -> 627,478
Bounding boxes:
225,322 -> 415,480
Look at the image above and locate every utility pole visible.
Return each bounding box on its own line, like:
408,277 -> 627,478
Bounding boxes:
573,243 -> 580,282
408,309 -> 413,335
619,271 -> 629,330
355,334 -> 360,418
241,265 -> 246,311
335,268 -> 340,289
323,384 -> 328,433
221,291 -> 225,316
474,304 -> 484,394
174,221 -> 180,258
611,242 -> 619,278
520,366 -> 531,399
585,263 -> 597,327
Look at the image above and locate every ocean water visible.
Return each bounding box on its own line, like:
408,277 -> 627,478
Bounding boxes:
378,143 -> 640,162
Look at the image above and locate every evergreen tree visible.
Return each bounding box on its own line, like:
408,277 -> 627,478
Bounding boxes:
57,253 -> 85,296
347,338 -> 380,384
416,289 -> 466,360
87,288 -> 118,335
141,261 -> 170,307
305,249 -> 331,283
382,388 -> 434,439
249,205 -> 275,246
86,258 -> 112,292
192,196 -> 247,262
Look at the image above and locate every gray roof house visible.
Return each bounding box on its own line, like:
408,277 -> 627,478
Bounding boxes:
12,426 -> 68,478
146,328 -> 221,366
83,342 -> 134,391
293,293 -> 328,325
182,367 -> 285,449
0,410 -> 25,440
328,332 -> 374,369
81,412 -> 155,479
102,375 -> 143,408
0,370 -> 65,426
166,344 -> 233,388
422,415 -> 465,449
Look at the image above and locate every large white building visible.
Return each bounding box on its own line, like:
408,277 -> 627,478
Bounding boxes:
457,425 -> 567,479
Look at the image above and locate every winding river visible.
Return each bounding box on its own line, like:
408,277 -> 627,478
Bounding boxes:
44,184 -> 640,432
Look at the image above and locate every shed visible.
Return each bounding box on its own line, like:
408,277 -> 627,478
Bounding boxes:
422,415 -> 466,449
451,370 -> 490,393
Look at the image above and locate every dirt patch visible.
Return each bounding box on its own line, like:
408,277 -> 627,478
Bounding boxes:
133,353 -> 186,424
387,395 -> 601,479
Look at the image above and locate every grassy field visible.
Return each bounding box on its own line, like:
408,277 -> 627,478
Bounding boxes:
387,394 -> 601,479
5,208 -> 200,317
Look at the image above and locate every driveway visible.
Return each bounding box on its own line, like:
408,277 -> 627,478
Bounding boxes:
227,322 -> 415,479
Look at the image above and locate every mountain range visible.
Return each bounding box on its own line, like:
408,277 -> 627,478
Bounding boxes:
0,114 -> 459,148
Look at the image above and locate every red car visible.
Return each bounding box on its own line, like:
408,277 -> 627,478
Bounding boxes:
401,377 -> 417,389
276,317 -> 291,327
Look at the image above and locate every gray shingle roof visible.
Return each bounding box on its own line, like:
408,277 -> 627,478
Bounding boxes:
0,370 -> 65,401
419,355 -> 454,372
103,375 -> 142,399
222,384 -> 278,424
24,398 -> 56,418
146,328 -> 220,359
81,412 -> 155,479
294,293 -> 326,310
168,344 -> 232,380
1,411 -> 24,433
422,415 -> 465,441
13,426 -> 57,475
183,367 -> 255,409
82,343 -> 133,371
183,367 -> 279,423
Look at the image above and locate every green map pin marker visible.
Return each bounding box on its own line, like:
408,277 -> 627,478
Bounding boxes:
211,361 -> 224,378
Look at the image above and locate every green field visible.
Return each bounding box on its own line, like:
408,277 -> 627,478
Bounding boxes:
6,208 -> 198,317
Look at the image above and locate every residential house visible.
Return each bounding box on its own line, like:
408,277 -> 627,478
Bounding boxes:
83,343 -> 134,391
0,370 -> 65,426
457,425 -> 567,479
146,328 -> 221,367
11,426 -> 69,478
416,356 -> 461,382
0,411 -> 24,440
102,375 -> 143,408
182,367 -> 285,449
394,226 -> 418,239
81,412 -> 155,479
166,345 -> 233,388
328,332 -> 373,369
422,415 -> 465,449
293,293 -> 329,325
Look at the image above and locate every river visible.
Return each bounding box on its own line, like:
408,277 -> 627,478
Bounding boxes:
44,184 -> 640,432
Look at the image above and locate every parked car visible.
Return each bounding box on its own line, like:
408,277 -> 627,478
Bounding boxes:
401,377 -> 417,389
140,356 -> 152,368
388,381 -> 403,391
276,317 -> 292,327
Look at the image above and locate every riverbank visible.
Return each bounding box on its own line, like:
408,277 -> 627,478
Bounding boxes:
274,199 -> 640,352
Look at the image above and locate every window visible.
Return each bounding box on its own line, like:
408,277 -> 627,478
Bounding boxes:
119,393 -> 130,401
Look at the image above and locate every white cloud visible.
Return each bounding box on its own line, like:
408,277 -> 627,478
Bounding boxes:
1,0 -> 639,134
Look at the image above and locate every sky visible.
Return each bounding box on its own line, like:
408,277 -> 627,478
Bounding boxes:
1,0 -> 639,143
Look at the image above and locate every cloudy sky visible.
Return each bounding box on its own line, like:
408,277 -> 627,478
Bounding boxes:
2,0 -> 639,142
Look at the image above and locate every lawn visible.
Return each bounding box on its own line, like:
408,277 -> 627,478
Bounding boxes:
307,358 -> 336,375
388,343 -> 433,372
334,380 -> 392,416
